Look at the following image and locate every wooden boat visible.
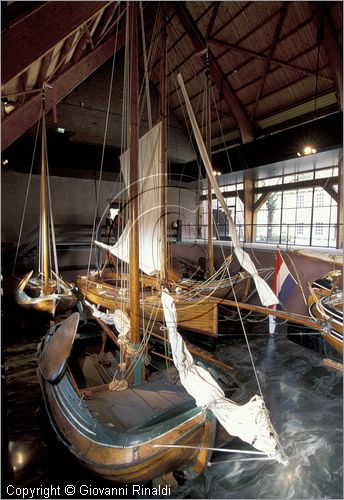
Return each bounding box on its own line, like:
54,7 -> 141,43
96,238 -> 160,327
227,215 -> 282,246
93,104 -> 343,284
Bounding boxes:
308,272 -> 343,354
38,4 -> 285,483
15,93 -> 77,316
37,312 -> 245,482
78,57 -> 277,339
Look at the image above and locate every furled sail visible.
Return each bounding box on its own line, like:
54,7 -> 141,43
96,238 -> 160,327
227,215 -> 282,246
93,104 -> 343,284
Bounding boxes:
177,73 -> 278,307
96,122 -> 162,275
161,288 -> 286,463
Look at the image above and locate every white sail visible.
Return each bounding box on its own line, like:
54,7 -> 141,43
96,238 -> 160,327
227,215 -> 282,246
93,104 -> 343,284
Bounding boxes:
177,72 -> 278,307
96,122 -> 162,275
161,288 -> 286,463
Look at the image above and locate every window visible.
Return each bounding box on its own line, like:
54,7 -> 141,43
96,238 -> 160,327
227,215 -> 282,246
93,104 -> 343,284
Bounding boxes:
315,191 -> 324,207
315,223 -> 323,236
297,194 -> 304,207
296,223 -> 304,235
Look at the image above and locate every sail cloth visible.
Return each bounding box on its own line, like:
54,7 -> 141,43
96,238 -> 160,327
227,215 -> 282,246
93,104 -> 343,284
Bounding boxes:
161,289 -> 285,462
177,73 -> 278,307
96,123 -> 162,275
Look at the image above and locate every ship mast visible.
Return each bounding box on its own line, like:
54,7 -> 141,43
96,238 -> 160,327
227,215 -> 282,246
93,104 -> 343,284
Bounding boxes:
160,5 -> 168,282
128,1 -> 142,383
205,50 -> 215,277
40,91 -> 50,294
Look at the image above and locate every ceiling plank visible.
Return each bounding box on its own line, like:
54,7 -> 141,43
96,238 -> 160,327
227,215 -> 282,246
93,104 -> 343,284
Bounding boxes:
173,3 -> 255,143
209,38 -> 333,82
2,1 -> 110,86
206,3 -> 220,39
2,30 -> 125,152
251,3 -> 289,121
310,1 -> 343,110
93,3 -> 119,46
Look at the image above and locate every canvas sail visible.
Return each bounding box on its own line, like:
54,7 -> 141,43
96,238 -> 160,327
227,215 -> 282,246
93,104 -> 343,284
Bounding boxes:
161,288 -> 286,463
96,122 -> 162,275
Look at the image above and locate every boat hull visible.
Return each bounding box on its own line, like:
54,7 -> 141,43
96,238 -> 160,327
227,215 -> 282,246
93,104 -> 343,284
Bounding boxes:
308,290 -> 343,355
77,275 -> 218,336
16,272 -> 78,315
38,371 -> 215,482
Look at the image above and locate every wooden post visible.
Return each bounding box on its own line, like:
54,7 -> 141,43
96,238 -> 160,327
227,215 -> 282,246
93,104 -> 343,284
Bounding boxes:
337,155 -> 343,249
244,176 -> 254,243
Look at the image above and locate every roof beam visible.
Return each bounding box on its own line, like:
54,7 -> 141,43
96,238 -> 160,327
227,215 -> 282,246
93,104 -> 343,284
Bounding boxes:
251,3 -> 289,120
2,29 -> 125,152
173,3 -> 255,143
209,38 -> 333,82
310,1 -> 343,110
2,1 -> 110,85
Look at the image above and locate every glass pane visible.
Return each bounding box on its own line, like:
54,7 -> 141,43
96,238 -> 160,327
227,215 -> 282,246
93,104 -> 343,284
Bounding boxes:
281,208 -> 295,225
298,171 -> 314,181
283,191 -> 297,208
315,168 -> 338,179
295,208 -> 312,224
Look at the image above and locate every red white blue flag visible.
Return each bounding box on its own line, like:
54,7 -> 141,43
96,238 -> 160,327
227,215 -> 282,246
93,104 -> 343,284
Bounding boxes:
272,251 -> 297,308
269,251 -> 297,333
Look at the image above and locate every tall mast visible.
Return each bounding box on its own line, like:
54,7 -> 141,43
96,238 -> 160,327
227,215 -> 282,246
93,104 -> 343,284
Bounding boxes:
40,91 -> 50,294
128,2 -> 140,346
160,5 -> 168,281
205,52 -> 215,277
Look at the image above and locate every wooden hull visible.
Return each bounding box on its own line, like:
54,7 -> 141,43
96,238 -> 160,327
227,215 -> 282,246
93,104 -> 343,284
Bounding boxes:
308,290 -> 343,355
39,372 -> 215,482
77,275 -> 218,336
36,312 -> 238,483
16,271 -> 77,315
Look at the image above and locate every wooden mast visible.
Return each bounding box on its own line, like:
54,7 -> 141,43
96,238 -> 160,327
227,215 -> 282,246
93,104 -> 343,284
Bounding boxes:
205,51 -> 215,277
40,90 -> 50,294
128,1 -> 142,383
160,5 -> 168,282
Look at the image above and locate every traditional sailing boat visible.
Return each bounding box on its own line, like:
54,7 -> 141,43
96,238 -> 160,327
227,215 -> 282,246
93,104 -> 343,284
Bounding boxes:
15,90 -> 77,316
308,271 -> 343,354
77,22 -> 276,339
37,3 -> 285,483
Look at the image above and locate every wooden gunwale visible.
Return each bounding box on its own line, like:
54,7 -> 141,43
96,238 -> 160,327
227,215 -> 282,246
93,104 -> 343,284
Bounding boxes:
39,370 -> 214,482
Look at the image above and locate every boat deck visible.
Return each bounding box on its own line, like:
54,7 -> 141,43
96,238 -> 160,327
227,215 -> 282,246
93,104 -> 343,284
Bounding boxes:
86,370 -> 193,432
74,355 -> 194,432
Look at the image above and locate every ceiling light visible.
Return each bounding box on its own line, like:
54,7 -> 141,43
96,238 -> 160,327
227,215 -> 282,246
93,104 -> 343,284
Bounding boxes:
297,145 -> 317,157
1,97 -> 15,114
2,159 -> 9,166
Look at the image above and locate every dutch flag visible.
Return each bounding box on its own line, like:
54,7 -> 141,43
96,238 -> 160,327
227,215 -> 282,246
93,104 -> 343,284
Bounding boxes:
269,251 -> 297,334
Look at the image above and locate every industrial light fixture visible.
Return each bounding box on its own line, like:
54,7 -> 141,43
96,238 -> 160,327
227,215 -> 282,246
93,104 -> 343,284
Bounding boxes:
297,146 -> 317,157
2,159 -> 9,166
212,170 -> 222,176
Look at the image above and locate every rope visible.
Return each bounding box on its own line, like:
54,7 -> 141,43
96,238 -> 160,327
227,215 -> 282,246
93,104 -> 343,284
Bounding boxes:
152,444 -> 268,455
12,109 -> 42,275
86,19 -> 121,281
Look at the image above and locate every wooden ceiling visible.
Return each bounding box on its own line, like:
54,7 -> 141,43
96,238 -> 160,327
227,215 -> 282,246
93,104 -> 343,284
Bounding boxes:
1,1 -> 343,160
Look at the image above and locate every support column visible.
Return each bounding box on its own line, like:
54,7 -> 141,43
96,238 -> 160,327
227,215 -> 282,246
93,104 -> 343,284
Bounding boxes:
337,155 -> 343,249
243,176 -> 254,243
